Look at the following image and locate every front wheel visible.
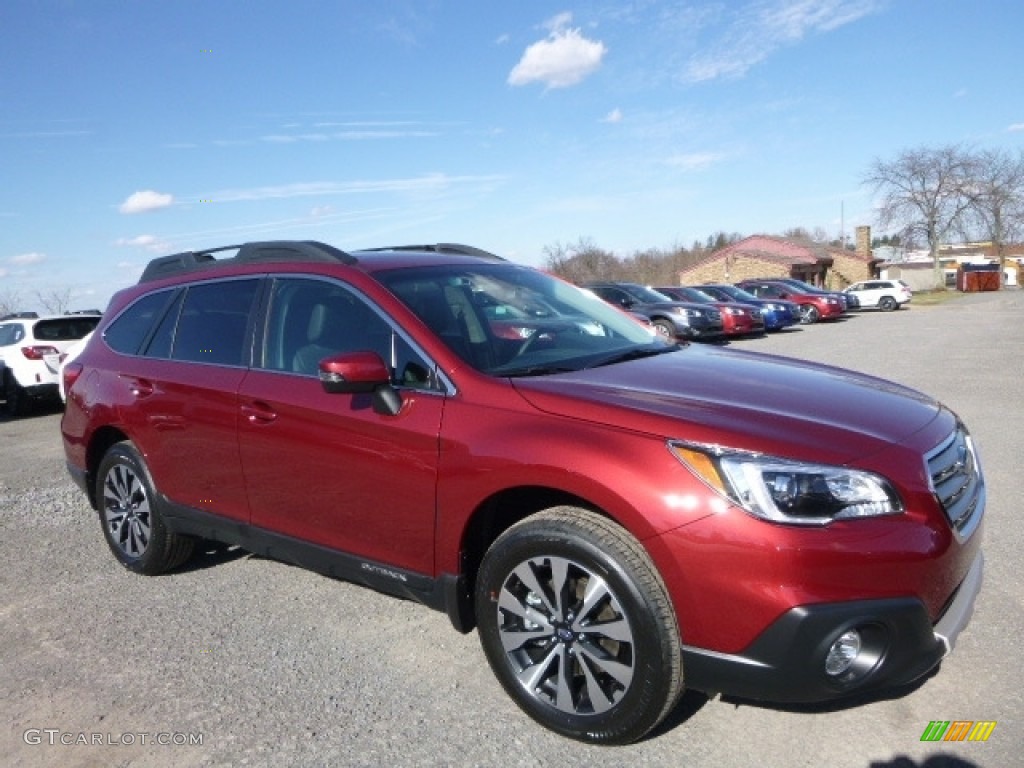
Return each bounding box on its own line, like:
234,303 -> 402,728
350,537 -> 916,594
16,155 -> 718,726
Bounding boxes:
799,304 -> 820,324
96,442 -> 194,574
651,319 -> 675,339
475,507 -> 683,744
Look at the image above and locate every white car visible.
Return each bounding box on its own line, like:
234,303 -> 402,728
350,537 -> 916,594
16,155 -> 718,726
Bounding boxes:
844,279 -> 912,311
58,330 -> 94,402
0,313 -> 101,416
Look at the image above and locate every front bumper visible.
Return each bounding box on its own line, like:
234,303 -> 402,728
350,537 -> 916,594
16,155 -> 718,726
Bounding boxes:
681,551 -> 984,703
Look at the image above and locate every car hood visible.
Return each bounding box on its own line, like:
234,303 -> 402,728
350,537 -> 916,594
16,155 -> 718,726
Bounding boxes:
511,345 -> 949,466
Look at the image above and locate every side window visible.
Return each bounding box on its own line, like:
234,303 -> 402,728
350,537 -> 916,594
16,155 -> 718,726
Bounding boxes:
260,277 -> 435,389
143,290 -> 185,359
104,290 -> 174,355
171,280 -> 259,366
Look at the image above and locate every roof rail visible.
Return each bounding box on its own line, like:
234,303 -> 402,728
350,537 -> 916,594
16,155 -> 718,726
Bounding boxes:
138,240 -> 357,283
357,243 -> 506,261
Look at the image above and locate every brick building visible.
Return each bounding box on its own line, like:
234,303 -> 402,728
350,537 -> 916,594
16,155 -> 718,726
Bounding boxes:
677,227 -> 877,288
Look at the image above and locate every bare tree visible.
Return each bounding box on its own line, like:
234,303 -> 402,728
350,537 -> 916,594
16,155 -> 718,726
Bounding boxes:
543,238 -> 624,284
963,147 -> 1024,276
34,288 -> 73,315
863,145 -> 977,287
0,288 -> 24,317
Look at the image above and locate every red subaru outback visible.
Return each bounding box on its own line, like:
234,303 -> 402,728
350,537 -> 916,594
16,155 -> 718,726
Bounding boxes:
62,241 -> 984,744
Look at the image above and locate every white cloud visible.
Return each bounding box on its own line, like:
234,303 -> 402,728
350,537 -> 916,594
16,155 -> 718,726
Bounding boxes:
1008,123 -> 1024,133
508,19 -> 607,89
601,108 -> 623,124
683,0 -> 881,83
543,12 -> 574,34
115,234 -> 171,252
10,251 -> 47,265
666,151 -> 726,171
208,174 -> 505,203
119,189 -> 174,214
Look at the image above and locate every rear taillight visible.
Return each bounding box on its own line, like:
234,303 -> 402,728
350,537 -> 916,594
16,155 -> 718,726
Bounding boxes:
63,362 -> 84,394
21,345 -> 59,360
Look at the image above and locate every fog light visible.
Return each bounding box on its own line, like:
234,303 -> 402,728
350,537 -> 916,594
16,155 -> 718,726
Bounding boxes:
825,629 -> 862,676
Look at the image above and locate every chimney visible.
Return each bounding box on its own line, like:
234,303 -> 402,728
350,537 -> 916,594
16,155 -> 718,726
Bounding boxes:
855,225 -> 871,259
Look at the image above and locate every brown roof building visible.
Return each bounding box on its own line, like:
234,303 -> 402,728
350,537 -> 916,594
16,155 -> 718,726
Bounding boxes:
677,227 -> 877,289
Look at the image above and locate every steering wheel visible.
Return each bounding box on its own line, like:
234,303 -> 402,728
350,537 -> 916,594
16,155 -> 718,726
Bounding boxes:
513,328 -> 557,358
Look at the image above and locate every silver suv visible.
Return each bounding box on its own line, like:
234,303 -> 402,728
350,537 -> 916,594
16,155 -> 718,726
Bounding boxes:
0,312 -> 101,416
845,279 -> 912,311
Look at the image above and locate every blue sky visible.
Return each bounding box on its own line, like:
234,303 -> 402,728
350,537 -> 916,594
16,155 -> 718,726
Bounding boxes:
2,0 -> 1022,312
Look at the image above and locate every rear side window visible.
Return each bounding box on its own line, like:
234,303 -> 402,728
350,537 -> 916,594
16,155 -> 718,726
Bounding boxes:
0,323 -> 26,346
171,280 -> 259,366
104,290 -> 175,354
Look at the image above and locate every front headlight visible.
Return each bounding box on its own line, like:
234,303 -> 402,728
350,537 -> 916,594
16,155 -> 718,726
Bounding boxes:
670,443 -> 903,525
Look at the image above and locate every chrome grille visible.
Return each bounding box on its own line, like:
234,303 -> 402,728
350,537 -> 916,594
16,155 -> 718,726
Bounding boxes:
926,427 -> 984,540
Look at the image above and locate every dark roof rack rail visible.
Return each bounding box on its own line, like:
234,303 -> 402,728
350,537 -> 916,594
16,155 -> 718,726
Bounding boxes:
138,240 -> 357,283
357,243 -> 506,261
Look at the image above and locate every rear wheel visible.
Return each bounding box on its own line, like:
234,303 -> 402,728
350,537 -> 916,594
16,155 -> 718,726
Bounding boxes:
878,296 -> 898,311
799,304 -> 820,324
652,320 -> 675,339
96,442 -> 194,574
475,507 -> 683,744
2,372 -> 28,418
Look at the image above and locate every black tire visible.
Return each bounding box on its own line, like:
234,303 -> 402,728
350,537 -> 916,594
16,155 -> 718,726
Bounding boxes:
651,319 -> 675,340
878,296 -> 897,311
799,304 -> 820,324
95,442 -> 194,575
2,372 -> 28,418
475,507 -> 683,744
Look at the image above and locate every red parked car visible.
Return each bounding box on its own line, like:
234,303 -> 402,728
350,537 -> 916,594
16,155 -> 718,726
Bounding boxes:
656,285 -> 765,337
736,279 -> 844,324
62,241 -> 984,745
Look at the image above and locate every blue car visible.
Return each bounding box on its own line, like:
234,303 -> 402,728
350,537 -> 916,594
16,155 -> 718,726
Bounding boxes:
698,284 -> 801,331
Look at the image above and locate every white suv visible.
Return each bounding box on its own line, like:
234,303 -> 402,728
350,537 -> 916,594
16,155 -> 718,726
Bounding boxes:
0,312 -> 101,416
845,279 -> 912,311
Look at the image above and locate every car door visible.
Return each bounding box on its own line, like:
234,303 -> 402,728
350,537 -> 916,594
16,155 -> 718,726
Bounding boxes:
237,276 -> 446,574
109,279 -> 260,522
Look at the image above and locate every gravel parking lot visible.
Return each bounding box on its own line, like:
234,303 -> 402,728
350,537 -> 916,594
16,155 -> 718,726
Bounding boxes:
2,290 -> 1022,768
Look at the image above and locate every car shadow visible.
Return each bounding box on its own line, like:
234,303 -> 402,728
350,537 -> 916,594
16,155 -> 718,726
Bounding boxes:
645,663 -> 941,742
172,541 -> 250,573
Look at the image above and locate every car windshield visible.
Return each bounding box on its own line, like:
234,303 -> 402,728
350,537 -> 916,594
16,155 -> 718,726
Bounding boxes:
627,285 -> 675,303
377,264 -> 672,377
708,285 -> 753,302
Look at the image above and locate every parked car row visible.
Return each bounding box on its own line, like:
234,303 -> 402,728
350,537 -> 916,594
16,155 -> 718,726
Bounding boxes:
578,278 -> 913,345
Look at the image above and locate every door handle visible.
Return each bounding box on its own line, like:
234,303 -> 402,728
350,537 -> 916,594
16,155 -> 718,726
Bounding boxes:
124,377 -> 154,398
240,401 -> 277,424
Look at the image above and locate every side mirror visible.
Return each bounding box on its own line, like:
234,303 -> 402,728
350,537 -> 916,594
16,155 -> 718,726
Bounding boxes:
318,351 -> 402,416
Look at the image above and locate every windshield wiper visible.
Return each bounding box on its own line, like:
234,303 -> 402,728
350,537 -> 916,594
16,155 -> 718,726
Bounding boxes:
587,344 -> 680,369
501,364 -> 579,378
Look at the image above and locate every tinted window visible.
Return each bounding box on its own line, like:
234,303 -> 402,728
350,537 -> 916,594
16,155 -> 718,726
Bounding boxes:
104,290 -> 174,354
260,277 -> 435,388
171,280 -> 259,366
33,317 -> 100,342
143,290 -> 185,359
0,323 -> 26,346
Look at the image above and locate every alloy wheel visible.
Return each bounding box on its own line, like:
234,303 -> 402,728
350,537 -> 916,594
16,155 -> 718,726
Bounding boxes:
495,555 -> 635,716
102,463 -> 152,559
